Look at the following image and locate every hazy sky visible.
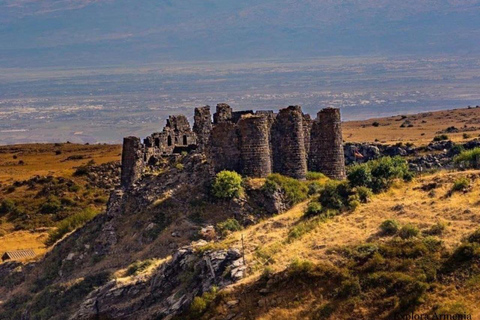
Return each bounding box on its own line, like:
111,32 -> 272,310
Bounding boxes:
1,0 -> 480,68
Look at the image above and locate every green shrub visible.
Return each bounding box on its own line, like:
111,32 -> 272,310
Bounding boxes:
369,157 -> 411,192
318,181 -> 355,211
450,144 -> 465,156
189,296 -> 207,317
175,163 -> 184,171
399,224 -> 419,239
212,171 -> 243,199
0,199 -> 16,214
287,258 -> 315,276
433,134 -> 449,141
422,236 -> 443,252
46,209 -> 98,245
355,186 -> 373,203
125,259 -> 154,276
305,201 -> 322,217
451,177 -> 470,192
372,121 -> 380,127
348,157 -> 411,193
379,220 -> 399,236
454,148 -> 480,169
60,197 -> 76,206
307,181 -> 323,195
306,171 -> 326,181
188,286 -> 218,318
263,174 -> 308,205
73,165 -> 89,176
424,221 -> 446,236
40,197 -> 62,214
336,278 -> 361,298
216,218 -> 242,236
347,164 -> 372,188
260,266 -> 274,280
68,184 -> 81,193
463,133 -> 471,139
467,228 -> 480,244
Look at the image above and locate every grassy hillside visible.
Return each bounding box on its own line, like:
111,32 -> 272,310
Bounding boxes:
178,170 -> 480,319
2,107 -> 480,319
0,143 -> 120,259
343,106 -> 480,145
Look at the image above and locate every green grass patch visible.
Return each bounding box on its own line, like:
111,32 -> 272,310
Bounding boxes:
46,208 -> 99,246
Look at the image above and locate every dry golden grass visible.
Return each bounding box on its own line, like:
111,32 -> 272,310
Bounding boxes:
0,143 -> 120,261
0,143 -> 121,185
0,230 -> 48,259
206,169 -> 480,319
343,107 -> 480,146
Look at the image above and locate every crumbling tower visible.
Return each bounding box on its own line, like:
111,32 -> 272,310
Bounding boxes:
121,136 -> 145,188
213,103 -> 233,124
309,108 -> 346,180
193,106 -> 212,152
271,106 -> 307,179
238,114 -> 272,177
209,104 -> 241,172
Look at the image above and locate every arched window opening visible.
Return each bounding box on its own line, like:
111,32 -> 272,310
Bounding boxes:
183,135 -> 188,145
167,136 -> 172,146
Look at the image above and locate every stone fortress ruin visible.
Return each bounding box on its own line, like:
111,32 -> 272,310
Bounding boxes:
121,104 -> 346,188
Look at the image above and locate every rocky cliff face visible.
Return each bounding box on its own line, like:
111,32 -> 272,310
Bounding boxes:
72,245 -> 245,320
0,152 -> 290,320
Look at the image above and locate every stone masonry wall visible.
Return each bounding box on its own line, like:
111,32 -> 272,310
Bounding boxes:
213,103 -> 233,124
271,106 -> 307,179
121,136 -> 145,188
208,122 -> 241,173
309,108 -> 346,180
238,114 -> 272,177
193,106 -> 212,152
121,104 -> 347,185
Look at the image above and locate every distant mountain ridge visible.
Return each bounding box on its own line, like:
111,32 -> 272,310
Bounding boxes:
1,0 -> 480,67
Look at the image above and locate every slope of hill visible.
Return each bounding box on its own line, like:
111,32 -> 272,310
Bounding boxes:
1,107 -> 480,319
343,107 -> 480,145
0,143 -> 120,258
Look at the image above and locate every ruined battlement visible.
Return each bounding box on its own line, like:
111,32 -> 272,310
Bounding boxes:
120,103 -> 346,188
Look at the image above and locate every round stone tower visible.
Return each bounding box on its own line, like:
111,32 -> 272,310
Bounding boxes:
309,108 -> 346,180
271,105 -> 307,179
238,114 -> 272,177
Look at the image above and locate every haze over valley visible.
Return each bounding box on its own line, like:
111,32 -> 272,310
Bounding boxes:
2,56 -> 480,144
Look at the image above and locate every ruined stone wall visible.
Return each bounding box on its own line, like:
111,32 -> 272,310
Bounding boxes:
121,136 -> 145,188
213,103 -> 233,124
143,115 -> 197,160
238,115 -> 272,177
193,106 -> 212,152
271,106 -> 307,179
208,122 -> 241,173
308,108 -> 346,180
122,104 -> 347,184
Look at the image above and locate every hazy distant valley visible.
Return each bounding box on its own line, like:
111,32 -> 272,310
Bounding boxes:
1,56 -> 480,145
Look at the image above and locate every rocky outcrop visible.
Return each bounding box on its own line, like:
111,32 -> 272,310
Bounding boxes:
85,161 -> 121,190
344,143 -> 383,165
426,140 -> 455,151
72,245 -> 246,320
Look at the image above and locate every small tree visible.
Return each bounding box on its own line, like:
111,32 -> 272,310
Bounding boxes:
212,171 -> 243,199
